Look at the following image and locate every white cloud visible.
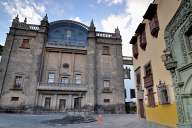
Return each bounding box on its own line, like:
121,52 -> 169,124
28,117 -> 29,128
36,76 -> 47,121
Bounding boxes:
70,17 -> 81,22
97,0 -> 123,5
101,0 -> 153,56
1,0 -> 46,24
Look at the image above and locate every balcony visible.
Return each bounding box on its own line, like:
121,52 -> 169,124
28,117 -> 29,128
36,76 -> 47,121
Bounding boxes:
37,83 -> 87,92
143,74 -> 153,88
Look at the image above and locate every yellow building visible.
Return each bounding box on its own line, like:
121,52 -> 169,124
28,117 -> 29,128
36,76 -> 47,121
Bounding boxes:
130,0 -> 181,127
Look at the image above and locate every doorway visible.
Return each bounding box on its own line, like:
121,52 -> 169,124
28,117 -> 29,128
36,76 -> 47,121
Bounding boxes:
138,99 -> 145,118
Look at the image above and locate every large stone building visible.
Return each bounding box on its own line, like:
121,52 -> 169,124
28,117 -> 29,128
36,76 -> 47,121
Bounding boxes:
0,15 -> 125,113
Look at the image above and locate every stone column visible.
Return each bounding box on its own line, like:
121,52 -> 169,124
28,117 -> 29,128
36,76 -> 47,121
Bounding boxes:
86,20 -> 96,111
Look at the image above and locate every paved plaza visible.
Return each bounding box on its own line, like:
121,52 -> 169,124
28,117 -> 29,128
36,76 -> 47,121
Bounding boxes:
0,113 -> 147,128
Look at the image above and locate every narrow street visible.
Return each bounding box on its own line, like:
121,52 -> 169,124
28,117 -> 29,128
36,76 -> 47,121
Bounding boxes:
0,114 -> 147,128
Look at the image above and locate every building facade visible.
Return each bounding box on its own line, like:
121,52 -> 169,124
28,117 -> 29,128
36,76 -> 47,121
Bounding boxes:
0,15 -> 125,113
123,56 -> 136,113
130,0 -> 181,127
163,0 -> 192,127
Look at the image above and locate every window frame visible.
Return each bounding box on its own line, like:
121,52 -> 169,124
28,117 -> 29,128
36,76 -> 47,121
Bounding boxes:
48,72 -> 55,83
20,39 -> 30,49
157,81 -> 170,105
60,76 -> 69,85
103,80 -> 110,89
14,75 -> 23,89
102,46 -> 110,55
75,74 -> 81,85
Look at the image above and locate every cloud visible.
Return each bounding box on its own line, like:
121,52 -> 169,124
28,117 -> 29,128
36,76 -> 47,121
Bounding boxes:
101,0 -> 153,56
70,17 -> 81,22
97,0 -> 123,5
0,0 -> 46,24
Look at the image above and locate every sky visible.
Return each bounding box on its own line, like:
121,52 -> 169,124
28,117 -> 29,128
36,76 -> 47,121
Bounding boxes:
0,0 -> 153,56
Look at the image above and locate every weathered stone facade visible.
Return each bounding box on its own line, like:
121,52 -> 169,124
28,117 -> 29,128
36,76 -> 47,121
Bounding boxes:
0,15 -> 125,113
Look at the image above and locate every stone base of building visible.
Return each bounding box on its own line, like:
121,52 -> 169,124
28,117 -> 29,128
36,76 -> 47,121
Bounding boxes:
0,104 -> 125,114
177,123 -> 192,128
95,104 -> 125,114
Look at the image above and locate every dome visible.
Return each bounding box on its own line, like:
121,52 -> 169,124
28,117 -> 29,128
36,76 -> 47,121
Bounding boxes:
48,20 -> 88,47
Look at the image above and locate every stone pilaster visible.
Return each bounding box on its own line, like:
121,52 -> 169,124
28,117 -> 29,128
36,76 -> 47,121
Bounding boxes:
86,20 -> 96,109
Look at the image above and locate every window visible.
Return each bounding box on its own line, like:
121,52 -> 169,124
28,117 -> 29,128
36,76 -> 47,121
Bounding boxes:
124,67 -> 131,79
74,98 -> 81,109
102,46 -> 110,55
139,31 -> 147,50
103,80 -> 110,89
48,73 -> 55,83
66,30 -> 72,38
61,77 -> 69,84
75,74 -> 81,84
44,97 -> 51,109
14,76 -> 23,89
147,87 -> 156,107
157,81 -> 170,104
124,88 -> 127,98
104,99 -> 110,103
59,99 -> 66,111
144,63 -> 152,76
144,62 -> 153,88
130,89 -> 136,98
136,73 -> 141,85
20,39 -> 30,49
11,97 -> 19,101
63,63 -> 69,68
149,13 -> 160,38
132,43 -> 138,59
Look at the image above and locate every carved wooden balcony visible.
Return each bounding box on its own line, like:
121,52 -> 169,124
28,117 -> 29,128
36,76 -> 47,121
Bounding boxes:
143,74 -> 153,88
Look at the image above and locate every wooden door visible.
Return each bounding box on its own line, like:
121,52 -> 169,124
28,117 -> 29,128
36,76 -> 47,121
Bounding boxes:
139,99 -> 145,118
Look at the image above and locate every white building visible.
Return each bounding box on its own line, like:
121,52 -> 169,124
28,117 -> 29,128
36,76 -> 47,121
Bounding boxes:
123,56 -> 136,113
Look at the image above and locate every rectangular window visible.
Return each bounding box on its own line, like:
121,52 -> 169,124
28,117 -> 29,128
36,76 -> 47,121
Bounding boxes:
61,77 -> 69,84
130,89 -> 136,98
20,39 -> 30,49
44,97 -> 51,109
104,99 -> 110,103
103,80 -> 110,89
11,97 -> 19,101
144,63 -> 152,76
14,76 -> 23,89
132,43 -> 138,59
48,73 -> 55,83
75,74 -> 81,84
102,46 -> 110,55
74,98 -> 81,109
157,82 -> 170,104
139,31 -> 147,50
124,88 -> 127,98
59,99 -> 66,111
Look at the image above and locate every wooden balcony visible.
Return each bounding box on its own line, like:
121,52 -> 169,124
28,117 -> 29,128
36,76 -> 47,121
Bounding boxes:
143,74 -> 153,88
37,83 -> 87,92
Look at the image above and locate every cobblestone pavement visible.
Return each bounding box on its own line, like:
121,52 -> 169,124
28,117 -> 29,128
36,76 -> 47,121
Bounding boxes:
0,113 -> 147,128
